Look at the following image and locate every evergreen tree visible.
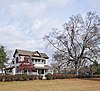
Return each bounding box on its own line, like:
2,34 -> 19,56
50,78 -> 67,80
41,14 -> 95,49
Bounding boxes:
0,45 -> 7,74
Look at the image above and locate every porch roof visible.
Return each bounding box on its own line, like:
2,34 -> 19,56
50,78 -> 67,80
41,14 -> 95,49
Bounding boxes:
35,65 -> 52,70
5,66 -> 15,70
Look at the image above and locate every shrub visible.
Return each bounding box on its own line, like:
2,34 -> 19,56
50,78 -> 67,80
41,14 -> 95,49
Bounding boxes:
45,73 -> 53,80
0,74 -> 44,82
52,74 -> 78,79
45,74 -> 99,80
92,75 -> 100,78
38,75 -> 43,80
0,74 -> 100,81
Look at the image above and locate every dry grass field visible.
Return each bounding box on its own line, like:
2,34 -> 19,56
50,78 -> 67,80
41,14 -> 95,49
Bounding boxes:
0,79 -> 100,91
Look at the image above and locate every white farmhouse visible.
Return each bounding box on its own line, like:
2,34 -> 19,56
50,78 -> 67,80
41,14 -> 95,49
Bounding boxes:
6,49 -> 52,77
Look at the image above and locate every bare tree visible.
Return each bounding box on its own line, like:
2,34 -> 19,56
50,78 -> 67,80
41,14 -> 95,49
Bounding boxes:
44,12 -> 100,75
51,51 -> 69,74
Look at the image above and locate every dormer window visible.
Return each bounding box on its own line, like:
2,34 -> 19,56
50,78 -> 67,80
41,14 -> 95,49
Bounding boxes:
34,53 -> 39,56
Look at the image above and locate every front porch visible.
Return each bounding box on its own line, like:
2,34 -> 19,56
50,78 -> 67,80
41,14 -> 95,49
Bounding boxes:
5,64 -> 52,78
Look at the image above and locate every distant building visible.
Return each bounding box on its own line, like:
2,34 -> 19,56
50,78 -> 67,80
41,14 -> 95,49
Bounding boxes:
5,49 -> 53,77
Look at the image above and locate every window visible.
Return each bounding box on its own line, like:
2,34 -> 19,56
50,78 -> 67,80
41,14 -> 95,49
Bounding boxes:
16,66 -> 20,73
24,70 -> 27,74
38,59 -> 40,64
35,59 -> 37,63
16,57 -> 18,63
44,60 -> 46,64
45,69 -> 48,72
42,60 -> 44,64
12,61 -> 14,64
32,58 -> 34,63
38,69 -> 44,74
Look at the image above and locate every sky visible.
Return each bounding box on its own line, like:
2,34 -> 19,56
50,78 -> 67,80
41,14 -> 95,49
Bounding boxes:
0,0 -> 100,58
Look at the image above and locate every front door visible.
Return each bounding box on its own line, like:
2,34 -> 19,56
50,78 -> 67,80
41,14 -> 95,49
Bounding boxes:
38,69 -> 44,74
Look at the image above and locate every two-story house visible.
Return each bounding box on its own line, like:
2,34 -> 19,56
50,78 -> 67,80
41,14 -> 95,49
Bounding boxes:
6,49 -> 52,77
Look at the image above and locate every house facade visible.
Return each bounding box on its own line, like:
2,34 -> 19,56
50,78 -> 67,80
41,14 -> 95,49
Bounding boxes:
6,49 -> 52,77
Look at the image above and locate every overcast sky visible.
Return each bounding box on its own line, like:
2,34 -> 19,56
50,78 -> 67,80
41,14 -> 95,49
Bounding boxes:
0,0 -> 100,58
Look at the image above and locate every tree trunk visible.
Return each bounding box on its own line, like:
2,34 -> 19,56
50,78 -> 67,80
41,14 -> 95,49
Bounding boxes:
75,64 -> 79,75
58,66 -> 61,74
76,68 -> 79,75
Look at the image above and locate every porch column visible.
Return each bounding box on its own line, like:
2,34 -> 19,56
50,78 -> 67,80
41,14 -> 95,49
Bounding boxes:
13,68 -> 16,75
44,69 -> 46,75
27,70 -> 29,75
37,69 -> 39,75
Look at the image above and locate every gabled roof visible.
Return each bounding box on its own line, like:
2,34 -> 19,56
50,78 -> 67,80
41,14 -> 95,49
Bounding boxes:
13,49 -> 49,59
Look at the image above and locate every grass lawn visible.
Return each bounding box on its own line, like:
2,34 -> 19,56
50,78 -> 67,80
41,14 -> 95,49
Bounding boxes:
0,79 -> 100,91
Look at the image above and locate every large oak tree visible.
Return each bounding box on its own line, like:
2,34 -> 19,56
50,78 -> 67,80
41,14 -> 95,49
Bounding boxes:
44,12 -> 100,75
